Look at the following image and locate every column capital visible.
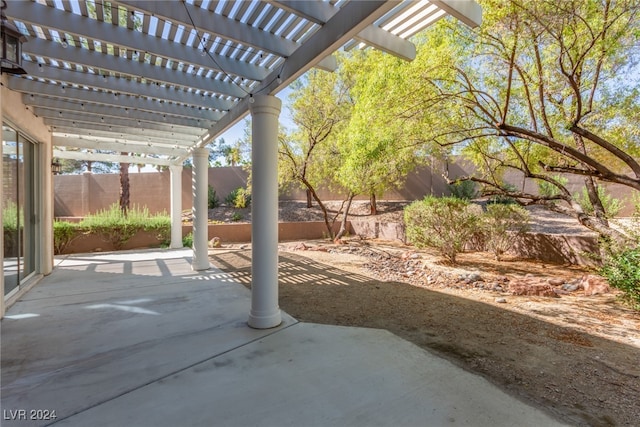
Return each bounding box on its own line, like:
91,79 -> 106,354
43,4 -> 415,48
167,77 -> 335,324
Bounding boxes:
169,163 -> 183,173
249,94 -> 282,117
192,146 -> 209,158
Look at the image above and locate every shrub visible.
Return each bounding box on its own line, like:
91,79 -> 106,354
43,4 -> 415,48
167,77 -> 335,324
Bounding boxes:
80,204 -> 170,249
225,187 -> 251,208
574,185 -> 622,218
231,212 -> 243,222
404,197 -> 480,263
482,204 -> 530,261
600,248 -> 640,310
182,232 -> 194,248
208,185 -> 220,209
487,183 -> 519,205
53,221 -> 81,255
448,180 -> 477,200
2,202 -> 20,232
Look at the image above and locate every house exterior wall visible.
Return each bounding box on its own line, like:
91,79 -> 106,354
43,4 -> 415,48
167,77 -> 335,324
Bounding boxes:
1,75 -> 54,318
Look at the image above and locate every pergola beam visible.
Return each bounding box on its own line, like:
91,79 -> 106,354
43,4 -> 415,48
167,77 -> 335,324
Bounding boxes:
116,1 -> 298,58
14,80 -> 223,122
431,0 -> 482,28
53,149 -> 173,167
195,1 -> 400,152
14,62 -> 235,111
45,119 -> 200,144
23,39 -> 247,99
354,26 -> 416,61
53,136 -> 189,157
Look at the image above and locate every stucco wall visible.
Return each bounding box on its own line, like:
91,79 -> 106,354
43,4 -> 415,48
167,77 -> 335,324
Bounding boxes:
54,164 -> 452,217
53,160 -> 636,217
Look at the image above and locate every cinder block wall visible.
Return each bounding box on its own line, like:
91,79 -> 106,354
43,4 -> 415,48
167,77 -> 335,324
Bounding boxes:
53,162 -> 636,217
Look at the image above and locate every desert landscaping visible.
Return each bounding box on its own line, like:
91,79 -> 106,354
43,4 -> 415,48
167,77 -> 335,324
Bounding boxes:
208,201 -> 640,426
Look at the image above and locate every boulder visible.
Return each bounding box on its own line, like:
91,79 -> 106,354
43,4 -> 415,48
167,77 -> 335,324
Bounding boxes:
208,237 -> 222,248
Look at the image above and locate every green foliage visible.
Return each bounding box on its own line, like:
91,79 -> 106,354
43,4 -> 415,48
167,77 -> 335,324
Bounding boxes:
538,176 -> 568,198
208,185 -> 220,209
574,186 -> 623,218
182,232 -> 194,248
225,187 -> 251,209
487,184 -> 518,205
404,197 -> 480,263
482,204 -> 530,261
2,202 -> 20,231
600,248 -> 640,310
448,180 -> 478,200
53,221 -> 81,255
79,204 -> 170,249
231,212 -> 243,222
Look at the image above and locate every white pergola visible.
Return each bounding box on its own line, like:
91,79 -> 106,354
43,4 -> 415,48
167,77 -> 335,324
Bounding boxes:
5,0 -> 481,328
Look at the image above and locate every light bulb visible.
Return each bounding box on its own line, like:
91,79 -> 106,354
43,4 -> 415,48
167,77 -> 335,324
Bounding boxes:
249,94 -> 255,104
61,38 -> 68,48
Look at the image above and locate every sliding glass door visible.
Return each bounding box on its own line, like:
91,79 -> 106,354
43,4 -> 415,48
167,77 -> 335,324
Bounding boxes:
3,123 -> 37,296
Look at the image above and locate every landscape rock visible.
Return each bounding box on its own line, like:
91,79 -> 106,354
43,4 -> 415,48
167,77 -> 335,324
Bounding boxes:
581,275 -> 611,296
208,237 -> 222,248
548,278 -> 565,286
509,281 -> 560,298
562,283 -> 581,292
293,242 -> 308,251
495,298 -> 507,303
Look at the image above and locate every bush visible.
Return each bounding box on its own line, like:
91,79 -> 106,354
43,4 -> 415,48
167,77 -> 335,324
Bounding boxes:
448,180 -> 477,200
404,197 -> 480,263
574,185 -> 622,218
487,184 -> 518,205
53,221 -> 80,255
600,248 -> 640,310
482,204 -> 530,261
208,185 -> 220,209
225,187 -> 251,209
80,204 -> 170,249
182,232 -> 194,248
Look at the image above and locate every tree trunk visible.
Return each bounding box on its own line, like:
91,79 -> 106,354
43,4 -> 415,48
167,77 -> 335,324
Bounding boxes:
583,177 -> 608,226
86,161 -> 92,173
306,189 -> 313,208
335,194 -> 355,241
370,193 -> 377,215
301,178 -> 334,240
119,153 -> 130,217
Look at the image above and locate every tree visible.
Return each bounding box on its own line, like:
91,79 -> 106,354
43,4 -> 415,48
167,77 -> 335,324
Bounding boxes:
279,68 -> 352,240
339,50 -> 427,216
364,0 -> 640,241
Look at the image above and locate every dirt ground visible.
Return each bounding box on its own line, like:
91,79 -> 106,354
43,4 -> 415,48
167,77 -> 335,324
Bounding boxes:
206,201 -> 639,426
209,236 -> 640,427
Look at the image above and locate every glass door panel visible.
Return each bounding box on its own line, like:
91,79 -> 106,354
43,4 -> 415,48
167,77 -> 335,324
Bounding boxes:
3,125 -> 20,295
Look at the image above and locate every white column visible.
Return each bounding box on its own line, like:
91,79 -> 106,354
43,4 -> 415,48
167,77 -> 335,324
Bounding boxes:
191,147 -> 210,270
169,164 -> 183,249
248,95 -> 282,329
40,136 -> 54,275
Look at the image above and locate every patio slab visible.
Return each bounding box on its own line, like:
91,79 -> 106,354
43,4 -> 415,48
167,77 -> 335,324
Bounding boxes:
1,248 -> 566,426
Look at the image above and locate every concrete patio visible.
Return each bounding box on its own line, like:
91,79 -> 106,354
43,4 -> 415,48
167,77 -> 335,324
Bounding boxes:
1,248 -> 566,427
